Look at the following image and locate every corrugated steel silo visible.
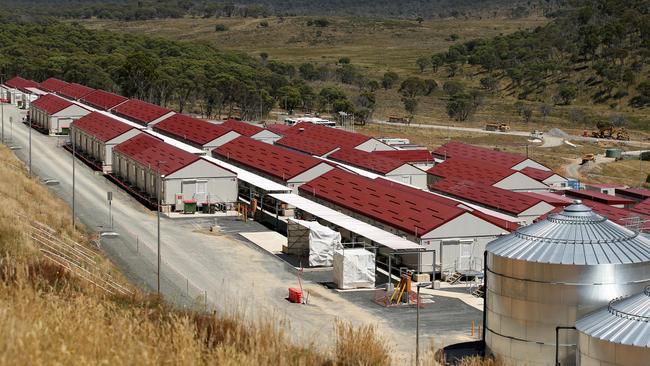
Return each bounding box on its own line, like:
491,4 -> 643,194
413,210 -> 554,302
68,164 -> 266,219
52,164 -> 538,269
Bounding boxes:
485,201 -> 650,365
575,286 -> 650,366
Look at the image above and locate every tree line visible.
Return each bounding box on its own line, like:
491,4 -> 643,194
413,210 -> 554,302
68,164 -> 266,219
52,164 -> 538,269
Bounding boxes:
0,17 -> 371,121
420,0 -> 650,111
6,0 -> 565,22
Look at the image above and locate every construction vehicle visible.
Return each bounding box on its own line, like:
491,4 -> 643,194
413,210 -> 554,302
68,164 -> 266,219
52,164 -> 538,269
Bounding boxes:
388,115 -> 410,124
485,123 -> 510,132
590,122 -> 630,141
581,153 -> 596,165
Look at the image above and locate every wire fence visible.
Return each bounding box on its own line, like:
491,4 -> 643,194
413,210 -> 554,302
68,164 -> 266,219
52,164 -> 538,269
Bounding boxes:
105,223 -> 212,312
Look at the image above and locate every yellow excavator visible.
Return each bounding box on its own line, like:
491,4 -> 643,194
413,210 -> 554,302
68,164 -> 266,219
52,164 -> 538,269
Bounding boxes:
589,122 -> 630,141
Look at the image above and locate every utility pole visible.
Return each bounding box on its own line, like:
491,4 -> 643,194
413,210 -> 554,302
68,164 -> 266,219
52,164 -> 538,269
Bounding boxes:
28,111 -> 32,176
157,160 -> 166,295
1,74 -> 4,144
415,282 -> 431,366
72,127 -> 76,231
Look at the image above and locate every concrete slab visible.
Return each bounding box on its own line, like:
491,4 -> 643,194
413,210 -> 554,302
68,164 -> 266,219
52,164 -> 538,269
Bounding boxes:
239,231 -> 287,254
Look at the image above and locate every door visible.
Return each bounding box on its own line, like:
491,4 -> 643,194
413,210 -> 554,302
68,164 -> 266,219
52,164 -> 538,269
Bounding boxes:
181,180 -> 197,201
458,240 -> 473,271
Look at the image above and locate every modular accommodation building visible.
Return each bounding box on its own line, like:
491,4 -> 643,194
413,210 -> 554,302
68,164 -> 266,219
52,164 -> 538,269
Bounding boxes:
329,148 -> 428,189
29,94 -> 90,135
275,134 -> 340,157
299,169 -> 510,273
57,83 -> 95,101
372,149 -> 435,171
111,99 -> 175,127
519,166 -> 567,189
432,141 -> 552,172
70,111 -> 142,172
1,76 -> 40,108
219,119 -> 281,144
427,158 -> 550,191
430,178 -> 555,224
616,187 -> 650,203
112,134 -> 237,210
283,122 -> 394,152
562,189 -> 635,208
38,78 -> 69,93
80,89 -> 128,111
213,136 -> 334,192
153,114 -> 240,152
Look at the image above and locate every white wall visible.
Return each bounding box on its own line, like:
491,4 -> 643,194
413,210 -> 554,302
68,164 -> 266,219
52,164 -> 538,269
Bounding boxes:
148,111 -> 176,126
511,159 -> 551,171
355,138 -> 395,152
251,130 -> 281,144
387,164 -> 428,189
494,172 -> 550,192
104,129 -> 141,169
205,131 -> 240,151
519,201 -> 555,224
48,105 -> 90,135
288,163 -> 334,193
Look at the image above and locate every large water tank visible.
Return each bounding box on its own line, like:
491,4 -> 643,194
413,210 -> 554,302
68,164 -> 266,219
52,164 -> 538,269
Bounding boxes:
485,201 -> 650,365
575,286 -> 650,366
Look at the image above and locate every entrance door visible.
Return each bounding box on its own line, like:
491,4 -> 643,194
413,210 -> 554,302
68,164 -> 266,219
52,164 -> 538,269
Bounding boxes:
458,240 -> 473,271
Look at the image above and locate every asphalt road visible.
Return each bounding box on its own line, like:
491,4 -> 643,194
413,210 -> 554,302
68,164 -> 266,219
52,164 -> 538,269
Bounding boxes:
2,104 -> 479,362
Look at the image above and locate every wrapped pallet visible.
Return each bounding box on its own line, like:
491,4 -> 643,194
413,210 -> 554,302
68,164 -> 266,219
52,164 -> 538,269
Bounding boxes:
333,248 -> 375,290
286,219 -> 341,267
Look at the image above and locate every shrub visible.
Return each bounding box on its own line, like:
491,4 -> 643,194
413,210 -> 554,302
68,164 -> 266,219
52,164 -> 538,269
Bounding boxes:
214,23 -> 227,32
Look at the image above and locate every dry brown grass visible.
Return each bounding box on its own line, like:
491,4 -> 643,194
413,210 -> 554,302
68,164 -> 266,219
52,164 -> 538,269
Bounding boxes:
0,144 -> 389,365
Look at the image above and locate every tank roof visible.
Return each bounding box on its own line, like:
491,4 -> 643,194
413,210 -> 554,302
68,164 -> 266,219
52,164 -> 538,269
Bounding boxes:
576,286 -> 650,348
487,200 -> 650,265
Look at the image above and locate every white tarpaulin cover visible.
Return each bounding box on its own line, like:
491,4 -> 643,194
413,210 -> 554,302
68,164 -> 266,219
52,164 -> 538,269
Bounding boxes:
333,248 -> 375,289
290,219 -> 341,266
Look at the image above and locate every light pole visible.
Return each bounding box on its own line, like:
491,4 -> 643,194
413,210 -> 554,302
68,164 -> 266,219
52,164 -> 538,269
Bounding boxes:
1,74 -> 4,144
107,191 -> 113,230
28,111 -> 32,176
415,282 -> 431,366
156,160 -> 166,295
72,126 -> 76,231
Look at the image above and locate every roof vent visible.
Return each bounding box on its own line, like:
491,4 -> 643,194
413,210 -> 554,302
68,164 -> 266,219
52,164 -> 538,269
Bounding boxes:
299,128 -> 305,133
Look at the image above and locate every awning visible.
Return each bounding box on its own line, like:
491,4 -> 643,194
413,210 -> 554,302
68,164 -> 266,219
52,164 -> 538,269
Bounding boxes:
270,193 -> 423,251
207,157 -> 292,193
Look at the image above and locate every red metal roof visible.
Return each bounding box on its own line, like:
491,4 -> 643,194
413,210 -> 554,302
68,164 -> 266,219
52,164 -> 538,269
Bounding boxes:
373,177 -> 458,206
520,166 -> 556,182
213,136 -> 323,181
39,78 -> 69,93
72,112 -> 137,143
4,76 -> 39,91
112,99 -> 173,125
617,188 -> 650,201
521,191 -> 574,207
81,90 -> 128,110
57,83 -> 95,100
564,189 -> 635,206
372,149 -> 433,164
114,134 -> 200,176
631,199 -> 650,216
470,210 -> 520,232
427,158 -> 519,185
300,169 -> 467,236
430,178 -> 544,215
329,148 -> 406,175
283,122 -> 371,149
276,134 -> 340,156
31,94 -> 75,114
373,177 -> 519,232
265,123 -> 292,135
220,119 -> 264,137
153,114 -> 235,147
432,141 -> 527,168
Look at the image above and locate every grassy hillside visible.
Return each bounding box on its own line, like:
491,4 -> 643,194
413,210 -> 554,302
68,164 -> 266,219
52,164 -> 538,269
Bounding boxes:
4,0 -> 563,21
0,145 -> 397,365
